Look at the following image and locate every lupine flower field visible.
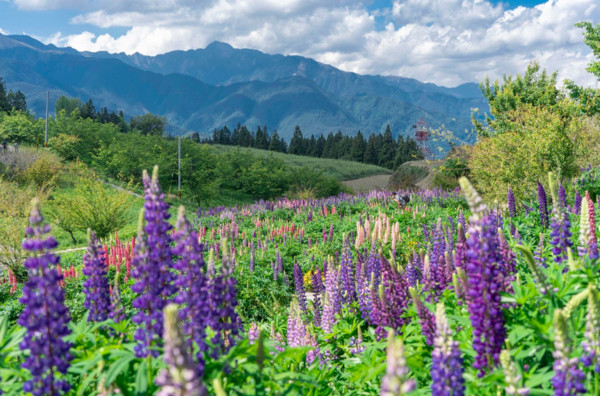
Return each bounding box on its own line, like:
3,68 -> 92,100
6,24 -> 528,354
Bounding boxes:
1,163 -> 600,395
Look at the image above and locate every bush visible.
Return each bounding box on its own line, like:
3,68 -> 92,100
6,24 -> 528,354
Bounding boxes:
388,164 -> 428,190
469,100 -> 588,202
432,158 -> 470,190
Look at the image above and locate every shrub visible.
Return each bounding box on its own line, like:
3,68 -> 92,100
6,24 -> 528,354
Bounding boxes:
388,164 -> 428,190
469,100 -> 588,202
49,133 -> 81,161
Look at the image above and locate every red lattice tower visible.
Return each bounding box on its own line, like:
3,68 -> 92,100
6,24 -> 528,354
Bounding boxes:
413,117 -> 431,158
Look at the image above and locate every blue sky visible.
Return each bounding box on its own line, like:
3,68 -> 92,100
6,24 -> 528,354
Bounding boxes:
0,0 -> 598,86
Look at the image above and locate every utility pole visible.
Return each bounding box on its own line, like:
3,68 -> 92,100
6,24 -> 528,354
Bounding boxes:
45,91 -> 49,147
177,135 -> 181,198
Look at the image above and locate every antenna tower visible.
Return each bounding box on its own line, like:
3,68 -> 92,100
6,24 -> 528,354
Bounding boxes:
413,117 -> 431,158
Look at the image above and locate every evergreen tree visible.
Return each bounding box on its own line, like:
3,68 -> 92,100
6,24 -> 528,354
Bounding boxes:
288,126 -> 305,155
378,125 -> 397,169
350,131 -> 367,162
394,135 -> 424,168
255,126 -> 269,150
0,77 -> 10,113
363,133 -> 378,164
269,130 -> 285,152
80,98 -> 96,119
306,135 -> 317,156
7,90 -> 27,112
314,135 -> 325,157
322,132 -> 335,158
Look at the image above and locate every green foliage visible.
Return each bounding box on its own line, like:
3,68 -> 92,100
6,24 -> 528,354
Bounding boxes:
49,133 -> 81,161
432,158 -> 470,190
129,113 -> 167,136
576,21 -> 600,80
0,111 -> 43,144
576,165 -> 600,202
388,164 -> 428,190
49,176 -> 133,240
474,62 -> 561,137
470,100 -> 588,202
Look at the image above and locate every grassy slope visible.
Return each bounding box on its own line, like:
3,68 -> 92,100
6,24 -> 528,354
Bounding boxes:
211,145 -> 392,181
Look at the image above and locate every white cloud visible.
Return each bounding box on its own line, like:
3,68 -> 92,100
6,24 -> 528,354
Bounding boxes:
40,0 -> 600,87
13,0 -> 85,10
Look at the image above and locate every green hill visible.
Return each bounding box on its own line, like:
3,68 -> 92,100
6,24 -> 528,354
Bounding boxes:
211,145 -> 392,181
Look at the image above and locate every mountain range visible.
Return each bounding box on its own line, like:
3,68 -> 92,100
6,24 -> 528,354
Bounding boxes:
0,33 -> 487,144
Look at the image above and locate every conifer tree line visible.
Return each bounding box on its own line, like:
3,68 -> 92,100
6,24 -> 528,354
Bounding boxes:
205,123 -> 424,170
0,77 -> 27,114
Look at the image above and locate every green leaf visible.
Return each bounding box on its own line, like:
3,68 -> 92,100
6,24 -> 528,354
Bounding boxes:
135,360 -> 148,396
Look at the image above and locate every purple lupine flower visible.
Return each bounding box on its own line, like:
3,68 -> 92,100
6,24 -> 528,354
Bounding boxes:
558,183 -> 567,209
270,323 -> 285,354
312,268 -> 324,327
305,332 -> 320,365
457,209 -> 466,230
410,287 -> 435,346
406,252 -> 422,288
293,262 -> 308,314
82,230 -> 111,322
380,330 -> 416,396
379,257 -> 410,332
498,232 -> 516,292
586,191 -> 599,260
422,223 -> 429,241
155,304 -> 206,396
131,167 -> 177,358
534,233 -> 547,268
538,182 -> 549,227
548,174 -> 573,265
340,238 -> 356,304
329,223 -> 334,241
574,191 -> 582,215
206,240 -> 242,358
552,309 -> 586,395
349,327 -> 365,354
110,270 -> 126,323
248,323 -> 259,345
287,300 -> 306,347
459,178 -> 506,376
19,199 -> 72,396
171,206 -> 209,375
508,187 -> 516,218
581,285 -> 600,373
321,266 -> 341,333
366,244 -> 381,288
356,259 -> 371,321
429,219 -> 448,297
431,304 -> 464,396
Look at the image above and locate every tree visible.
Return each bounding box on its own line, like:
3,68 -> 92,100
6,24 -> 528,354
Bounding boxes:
378,125 -> 397,169
55,96 -> 82,116
0,77 -> 10,113
50,177 -> 132,241
350,131 -> 367,162
130,113 -> 167,136
268,130 -> 286,152
255,126 -> 269,150
80,98 -> 97,119
288,126 -> 305,155
576,22 -> 600,80
363,133 -> 378,164
474,62 -> 561,136
7,90 -> 27,112
394,135 -> 423,169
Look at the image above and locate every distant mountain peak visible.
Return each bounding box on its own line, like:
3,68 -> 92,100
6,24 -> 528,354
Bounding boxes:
205,41 -> 235,52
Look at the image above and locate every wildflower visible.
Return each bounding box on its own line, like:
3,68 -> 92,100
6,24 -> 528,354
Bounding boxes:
508,187 -> 516,218
131,167 -> 177,358
380,330 -> 416,396
409,287 -> 435,346
581,285 -> 600,373
248,323 -> 259,345
552,309 -> 586,395
293,261 -> 308,314
538,182 -> 549,227
431,303 -> 464,396
500,350 -> 529,395
155,304 -> 206,396
459,177 -> 506,376
19,199 -> 72,395
82,230 -> 111,322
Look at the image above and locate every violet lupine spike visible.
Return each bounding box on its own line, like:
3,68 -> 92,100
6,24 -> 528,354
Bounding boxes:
340,238 -> 356,304
508,187 -> 516,218
131,167 -> 177,358
82,229 -> 111,322
406,252 -> 422,288
248,323 -> 259,345
457,209 -> 466,230
553,309 -> 586,395
155,304 -> 206,396
110,270 -> 126,323
207,240 -> 242,358
429,219 -> 447,297
574,191 -> 582,215
293,262 -> 308,315
409,287 -> 435,346
538,182 -> 549,227
558,183 -> 567,209
19,199 -> 73,396
380,256 -> 410,332
459,177 -> 506,376
312,268 -> 324,327
431,304 -> 465,396
581,284 -> 600,373
497,232 -> 516,292
454,224 -> 467,270
534,233 -> 547,269
287,300 -> 306,347
171,206 -> 209,376
380,330 -> 416,396
321,263 -> 341,333
548,173 -> 573,265
249,242 -> 255,272
366,244 -> 380,288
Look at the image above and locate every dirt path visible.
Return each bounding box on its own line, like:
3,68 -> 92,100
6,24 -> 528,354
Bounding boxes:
103,181 -> 143,198
342,174 -> 392,193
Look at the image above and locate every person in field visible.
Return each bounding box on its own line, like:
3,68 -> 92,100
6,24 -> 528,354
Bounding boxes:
394,192 -> 410,208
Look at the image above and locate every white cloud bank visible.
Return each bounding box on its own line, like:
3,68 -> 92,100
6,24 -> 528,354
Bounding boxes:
34,0 -> 600,87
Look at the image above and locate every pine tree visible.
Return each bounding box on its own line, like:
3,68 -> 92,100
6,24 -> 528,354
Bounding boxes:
288,126 -> 305,155
378,125 -> 397,169
350,131 -> 367,162
363,133 -> 378,164
0,77 -> 10,113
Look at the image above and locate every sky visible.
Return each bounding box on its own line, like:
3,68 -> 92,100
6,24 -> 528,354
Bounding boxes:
0,0 -> 598,87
